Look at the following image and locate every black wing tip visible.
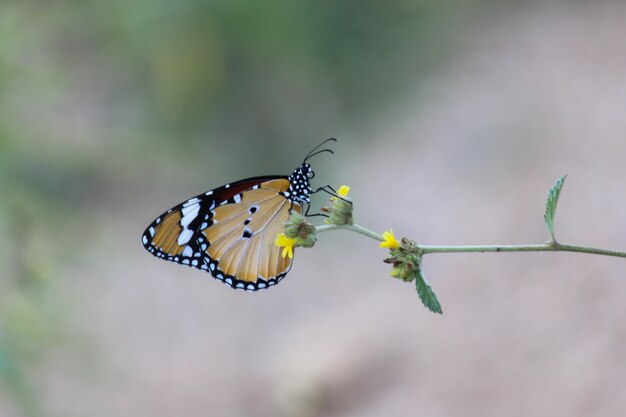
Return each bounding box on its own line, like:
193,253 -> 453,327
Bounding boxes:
141,230 -> 152,250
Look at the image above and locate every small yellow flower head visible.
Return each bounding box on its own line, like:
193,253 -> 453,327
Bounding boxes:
337,185 -> 350,198
275,233 -> 297,259
379,229 -> 400,249
322,184 -> 353,225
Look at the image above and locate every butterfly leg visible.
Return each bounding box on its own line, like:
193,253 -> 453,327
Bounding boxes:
303,204 -> 329,218
288,201 -> 328,218
312,185 -> 352,204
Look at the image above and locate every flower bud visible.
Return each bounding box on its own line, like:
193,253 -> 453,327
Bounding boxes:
283,212 -> 317,248
384,238 -> 422,283
322,186 -> 353,225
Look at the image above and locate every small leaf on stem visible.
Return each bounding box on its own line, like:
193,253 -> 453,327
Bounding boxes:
416,269 -> 443,314
544,175 -> 567,242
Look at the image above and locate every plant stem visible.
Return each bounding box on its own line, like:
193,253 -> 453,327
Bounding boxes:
316,223 -> 626,259
420,242 -> 626,258
316,223 -> 384,241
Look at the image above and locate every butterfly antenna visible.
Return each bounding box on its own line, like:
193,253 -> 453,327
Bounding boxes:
303,138 -> 337,163
304,148 -> 334,162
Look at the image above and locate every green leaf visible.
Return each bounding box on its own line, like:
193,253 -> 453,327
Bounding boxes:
416,269 -> 443,314
544,175 -> 567,242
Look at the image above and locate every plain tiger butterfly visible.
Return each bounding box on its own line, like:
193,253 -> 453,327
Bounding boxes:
141,138 -> 337,291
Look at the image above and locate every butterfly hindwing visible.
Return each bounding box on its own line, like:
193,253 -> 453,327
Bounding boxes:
199,180 -> 302,290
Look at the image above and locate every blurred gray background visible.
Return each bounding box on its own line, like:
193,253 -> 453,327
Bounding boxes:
1,1 -> 625,416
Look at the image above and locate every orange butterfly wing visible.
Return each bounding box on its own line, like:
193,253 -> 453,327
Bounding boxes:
142,177 -> 302,290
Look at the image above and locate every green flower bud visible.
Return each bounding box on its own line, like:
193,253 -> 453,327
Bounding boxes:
283,212 -> 317,248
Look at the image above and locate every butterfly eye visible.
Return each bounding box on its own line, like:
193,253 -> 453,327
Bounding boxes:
308,170 -> 315,179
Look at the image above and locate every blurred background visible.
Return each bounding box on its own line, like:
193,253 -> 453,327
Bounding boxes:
1,0 -> 626,416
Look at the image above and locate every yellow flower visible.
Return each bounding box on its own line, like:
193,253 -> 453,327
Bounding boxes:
337,185 -> 350,198
275,233 -> 297,259
379,229 -> 400,249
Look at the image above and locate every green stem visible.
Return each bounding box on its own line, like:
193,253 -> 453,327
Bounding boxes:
316,223 -> 384,241
316,223 -> 626,259
420,242 -> 626,258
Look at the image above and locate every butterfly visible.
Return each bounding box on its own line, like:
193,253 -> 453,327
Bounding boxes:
141,139 -> 338,291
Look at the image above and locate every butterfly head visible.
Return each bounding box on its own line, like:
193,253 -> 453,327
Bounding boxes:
287,162 -> 314,205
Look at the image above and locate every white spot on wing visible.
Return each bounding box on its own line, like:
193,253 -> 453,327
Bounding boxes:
149,227 -> 155,236
182,246 -> 193,257
183,197 -> 200,207
182,203 -> 199,216
178,229 -> 194,245
180,206 -> 200,228
142,235 -> 148,245
233,194 -> 242,203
